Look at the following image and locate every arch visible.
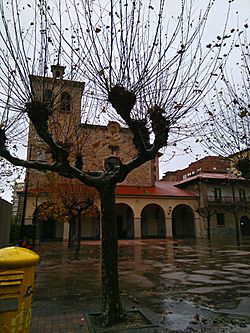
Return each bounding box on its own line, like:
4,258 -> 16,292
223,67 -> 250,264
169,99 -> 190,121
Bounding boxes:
172,204 -> 195,238
141,204 -> 165,239
32,202 -> 64,242
60,91 -> 71,112
240,216 -> 250,236
115,203 -> 134,239
81,205 -> 100,240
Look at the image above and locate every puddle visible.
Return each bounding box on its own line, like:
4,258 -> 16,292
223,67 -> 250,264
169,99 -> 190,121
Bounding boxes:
32,239 -> 250,332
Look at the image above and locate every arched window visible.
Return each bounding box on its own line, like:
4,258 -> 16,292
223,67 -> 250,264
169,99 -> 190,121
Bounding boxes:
60,91 -> 71,112
44,89 -> 53,105
141,204 -> 165,239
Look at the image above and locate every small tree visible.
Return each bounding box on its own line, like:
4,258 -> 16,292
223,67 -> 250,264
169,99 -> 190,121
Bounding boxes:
0,0 -> 232,326
196,206 -> 217,241
40,175 -> 98,259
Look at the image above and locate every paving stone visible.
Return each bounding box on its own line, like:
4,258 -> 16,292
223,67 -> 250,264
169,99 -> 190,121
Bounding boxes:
30,239 -> 250,333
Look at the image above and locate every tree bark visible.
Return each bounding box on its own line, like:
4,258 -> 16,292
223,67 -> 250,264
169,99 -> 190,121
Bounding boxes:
235,214 -> 240,247
70,217 -> 77,249
75,209 -> 82,260
98,181 -> 124,326
232,185 -> 240,247
68,221 -> 72,249
71,216 -> 80,259
207,215 -> 211,241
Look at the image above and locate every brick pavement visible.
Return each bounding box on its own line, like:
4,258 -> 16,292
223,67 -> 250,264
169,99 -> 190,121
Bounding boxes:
30,242 -> 91,333
28,240 -> 162,333
28,239 -> 250,333
31,302 -> 89,333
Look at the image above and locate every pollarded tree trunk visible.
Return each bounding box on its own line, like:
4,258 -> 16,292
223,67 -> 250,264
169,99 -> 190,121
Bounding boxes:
68,221 -> 72,249
207,215 -> 211,241
70,216 -> 77,249
234,214 -> 240,247
71,216 -> 81,259
75,209 -> 82,260
98,181 -> 124,326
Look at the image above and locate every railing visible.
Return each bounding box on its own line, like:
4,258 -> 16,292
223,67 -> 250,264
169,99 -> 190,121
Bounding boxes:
207,196 -> 250,205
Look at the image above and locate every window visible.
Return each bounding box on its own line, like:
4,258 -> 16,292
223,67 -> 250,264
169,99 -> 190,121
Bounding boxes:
216,213 -> 225,226
60,91 -> 71,112
239,189 -> 246,202
44,89 -> 53,106
108,145 -> 120,155
36,151 -> 46,162
55,70 -> 61,78
214,188 -> 222,202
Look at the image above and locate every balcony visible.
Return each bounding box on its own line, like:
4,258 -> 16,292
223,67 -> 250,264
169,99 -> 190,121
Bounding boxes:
207,195 -> 250,205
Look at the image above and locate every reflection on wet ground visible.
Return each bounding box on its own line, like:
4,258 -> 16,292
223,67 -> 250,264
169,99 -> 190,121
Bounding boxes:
32,238 -> 250,332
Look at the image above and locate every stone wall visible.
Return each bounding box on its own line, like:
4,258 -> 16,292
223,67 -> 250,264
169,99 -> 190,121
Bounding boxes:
163,156 -> 230,181
0,198 -> 12,247
27,72 -> 157,189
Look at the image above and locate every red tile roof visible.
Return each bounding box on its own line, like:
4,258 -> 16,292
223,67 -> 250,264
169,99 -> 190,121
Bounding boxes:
116,181 -> 196,198
176,172 -> 245,186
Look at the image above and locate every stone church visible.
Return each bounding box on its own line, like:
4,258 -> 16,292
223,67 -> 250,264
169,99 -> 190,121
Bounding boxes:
18,65 -> 249,242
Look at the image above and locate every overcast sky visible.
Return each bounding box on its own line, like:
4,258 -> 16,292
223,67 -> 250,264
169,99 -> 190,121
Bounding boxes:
160,0 -> 249,175
0,0 -> 249,201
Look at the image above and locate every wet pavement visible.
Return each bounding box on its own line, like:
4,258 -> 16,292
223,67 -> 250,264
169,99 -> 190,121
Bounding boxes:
31,238 -> 250,332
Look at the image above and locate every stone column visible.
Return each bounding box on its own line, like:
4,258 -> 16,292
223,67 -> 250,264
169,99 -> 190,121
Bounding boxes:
63,222 -> 69,241
163,206 -> 173,238
165,217 -> 173,238
134,217 -> 141,239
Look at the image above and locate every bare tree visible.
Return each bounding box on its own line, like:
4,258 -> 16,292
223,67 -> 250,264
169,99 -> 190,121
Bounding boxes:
41,175 -> 98,259
0,0 -> 232,326
197,23 -> 250,178
0,158 -> 24,197
196,206 -> 217,241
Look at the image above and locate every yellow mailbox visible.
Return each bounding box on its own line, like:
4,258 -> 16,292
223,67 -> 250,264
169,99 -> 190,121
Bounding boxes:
0,246 -> 40,333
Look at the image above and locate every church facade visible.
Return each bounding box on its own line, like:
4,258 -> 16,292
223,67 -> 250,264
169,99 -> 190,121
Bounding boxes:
17,66 -> 249,242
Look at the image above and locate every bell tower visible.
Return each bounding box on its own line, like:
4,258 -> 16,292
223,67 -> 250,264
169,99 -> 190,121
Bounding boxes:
51,64 -> 65,79
28,66 -> 85,167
